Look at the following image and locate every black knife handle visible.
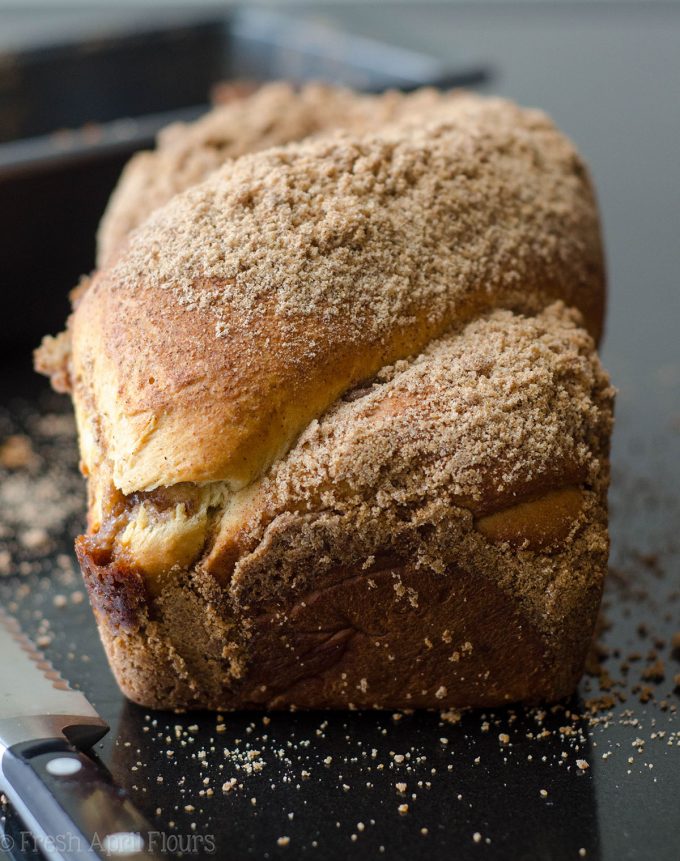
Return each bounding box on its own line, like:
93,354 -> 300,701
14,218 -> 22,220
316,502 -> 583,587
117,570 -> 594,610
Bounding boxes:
1,739 -> 164,860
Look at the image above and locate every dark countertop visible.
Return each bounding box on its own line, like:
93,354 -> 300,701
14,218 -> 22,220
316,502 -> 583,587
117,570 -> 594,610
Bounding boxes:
1,4 -> 679,860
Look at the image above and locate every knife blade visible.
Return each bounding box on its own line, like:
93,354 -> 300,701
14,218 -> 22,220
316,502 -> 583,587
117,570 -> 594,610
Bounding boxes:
0,608 -> 163,860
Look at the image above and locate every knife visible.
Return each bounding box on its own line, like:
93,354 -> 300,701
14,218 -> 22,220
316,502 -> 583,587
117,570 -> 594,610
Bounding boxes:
0,608 -> 163,860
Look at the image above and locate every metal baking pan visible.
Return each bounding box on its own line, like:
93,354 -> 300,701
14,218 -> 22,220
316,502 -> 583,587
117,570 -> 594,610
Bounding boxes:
0,9 -> 490,358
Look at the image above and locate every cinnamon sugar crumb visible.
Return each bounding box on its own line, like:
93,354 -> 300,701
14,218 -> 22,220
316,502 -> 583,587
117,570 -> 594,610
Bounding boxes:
0,436 -> 36,470
98,83 -> 463,265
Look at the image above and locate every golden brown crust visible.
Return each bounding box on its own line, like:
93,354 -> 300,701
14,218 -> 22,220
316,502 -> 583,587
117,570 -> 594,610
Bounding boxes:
71,94 -> 605,495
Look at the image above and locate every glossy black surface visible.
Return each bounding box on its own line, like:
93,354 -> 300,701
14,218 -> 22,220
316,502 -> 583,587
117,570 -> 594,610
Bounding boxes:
1,4 -> 680,860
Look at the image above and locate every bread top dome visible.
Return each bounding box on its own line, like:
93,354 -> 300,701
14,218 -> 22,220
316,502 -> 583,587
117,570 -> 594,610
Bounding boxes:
70,92 -> 605,495
97,82 -> 466,266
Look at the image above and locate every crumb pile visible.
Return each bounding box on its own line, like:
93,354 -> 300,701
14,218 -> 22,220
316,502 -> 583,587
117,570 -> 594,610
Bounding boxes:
0,406 -> 83,583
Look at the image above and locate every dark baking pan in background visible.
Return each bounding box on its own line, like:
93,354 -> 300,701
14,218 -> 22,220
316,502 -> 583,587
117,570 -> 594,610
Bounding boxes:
0,8 -> 490,359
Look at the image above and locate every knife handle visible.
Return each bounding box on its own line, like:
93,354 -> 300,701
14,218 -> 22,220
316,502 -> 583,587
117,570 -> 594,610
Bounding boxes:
0,738 -> 163,860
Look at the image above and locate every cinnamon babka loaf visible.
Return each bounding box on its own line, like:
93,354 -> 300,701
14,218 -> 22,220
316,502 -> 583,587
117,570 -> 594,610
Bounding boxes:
36,87 -> 613,710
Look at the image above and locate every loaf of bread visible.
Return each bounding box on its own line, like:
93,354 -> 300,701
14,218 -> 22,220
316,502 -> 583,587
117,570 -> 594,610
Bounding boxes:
36,86 -> 613,710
